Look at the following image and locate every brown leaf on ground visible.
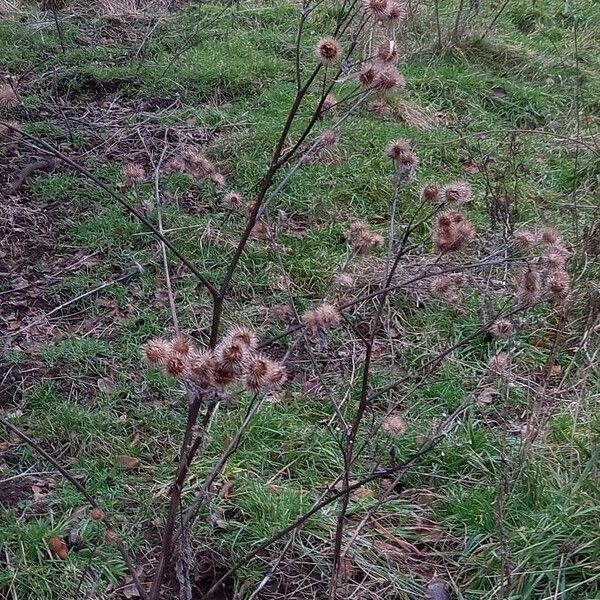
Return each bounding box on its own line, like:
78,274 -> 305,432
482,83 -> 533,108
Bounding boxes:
48,536 -> 69,560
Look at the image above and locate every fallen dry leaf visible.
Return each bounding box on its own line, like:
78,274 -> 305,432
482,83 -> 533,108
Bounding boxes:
48,536 -> 68,560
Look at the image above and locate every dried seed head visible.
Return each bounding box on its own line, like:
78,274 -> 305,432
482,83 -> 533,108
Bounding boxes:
164,351 -> 187,377
163,157 -> 185,174
442,180 -> 472,204
227,326 -> 258,351
212,365 -> 237,389
363,0 -> 388,17
516,268 -> 542,307
215,335 -> 249,372
315,37 -> 342,64
182,149 -> 216,180
245,354 -> 286,392
386,138 -> 412,160
386,2 -> 407,21
513,229 -> 537,250
224,191 -> 243,208
123,162 -> 145,186
183,350 -> 215,388
431,275 -> 453,295
540,228 -> 560,245
433,211 -> 474,253
171,335 -> 191,356
103,529 -> 119,545
542,248 -> 568,272
382,414 -> 406,437
376,40 -> 398,64
346,221 -> 385,254
490,318 -> 513,339
142,339 -> 171,366
368,98 -> 390,116
319,129 -> 338,147
373,68 -> 405,91
546,271 -> 570,300
250,220 -> 271,239
421,183 -> 440,203
0,83 -> 18,106
302,303 -> 340,333
333,272 -> 355,289
359,65 -> 379,88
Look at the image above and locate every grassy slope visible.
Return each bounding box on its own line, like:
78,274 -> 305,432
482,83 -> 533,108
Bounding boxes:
1,1 -> 598,598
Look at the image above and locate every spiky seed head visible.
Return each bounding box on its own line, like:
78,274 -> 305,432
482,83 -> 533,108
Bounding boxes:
142,339 -> 170,365
212,365 -> 237,388
382,414 -> 406,436
422,183 -> 440,202
368,98 -> 389,116
546,271 -> 570,300
315,37 -> 342,64
433,210 -> 474,253
183,350 -> 215,388
227,326 -> 258,351
488,351 -> 510,373
516,268 -> 542,307
244,354 -> 270,392
301,303 -> 340,332
123,162 -> 145,186
171,335 -> 191,356
490,318 -> 513,338
540,228 -> 560,245
224,191 -> 242,208
263,361 -> 287,391
513,229 -> 537,249
163,157 -> 185,174
373,68 -> 405,91
358,65 -> 378,88
442,180 -> 472,204
386,139 -> 412,160
386,1 -> 406,21
377,40 -> 398,64
164,351 -> 187,377
431,276 -> 453,295
363,0 -> 388,17
319,129 -> 338,147
0,83 -> 18,106
90,507 -> 104,521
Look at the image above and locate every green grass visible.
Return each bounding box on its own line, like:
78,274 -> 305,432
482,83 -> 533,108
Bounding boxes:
1,1 -> 598,599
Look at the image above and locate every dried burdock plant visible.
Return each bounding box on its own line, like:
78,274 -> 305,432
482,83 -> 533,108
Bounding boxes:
315,37 -> 342,65
346,221 -> 385,254
223,190 -> 243,208
363,0 -> 389,19
433,210 -> 475,253
123,162 -> 146,187
301,303 -> 341,334
441,180 -> 472,204
376,40 -> 398,64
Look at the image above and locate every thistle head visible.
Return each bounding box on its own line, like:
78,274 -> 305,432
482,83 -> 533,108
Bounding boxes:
301,303 -> 340,333
373,68 -> 405,91
224,191 -> 243,208
490,318 -> 513,339
358,65 -> 379,88
245,354 -> 287,393
382,414 -> 406,436
441,180 -> 472,204
540,228 -> 560,245
227,325 -> 258,351
333,272 -> 355,289
513,229 -> 538,250
385,2 -> 407,21
315,37 -> 342,65
319,129 -> 338,147
516,267 -> 542,307
363,0 -> 388,17
183,350 -> 215,389
123,162 -> 145,186
421,183 -> 440,203
142,339 -> 171,366
433,211 -> 474,253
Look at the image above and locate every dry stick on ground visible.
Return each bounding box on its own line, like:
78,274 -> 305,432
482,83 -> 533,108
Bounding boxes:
0,122 -> 219,299
0,419 -> 149,600
200,398 -> 471,600
3,158 -> 56,196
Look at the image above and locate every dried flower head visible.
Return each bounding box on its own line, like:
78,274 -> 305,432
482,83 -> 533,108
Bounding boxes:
358,65 -> 379,88
373,67 -> 405,91
382,414 -> 406,436
430,274 -> 464,303
227,326 -> 258,351
171,335 -> 191,356
142,339 -> 170,366
368,98 -> 390,117
215,335 -> 249,376
212,365 -> 237,389
433,210 -> 474,253
513,229 -> 538,250
245,354 -> 287,393
302,303 -> 340,333
183,350 -> 215,388
182,149 -> 216,180
163,157 -> 185,174
319,129 -> 338,147
546,271 -> 570,300
0,83 -> 18,106
164,350 -> 187,377
363,0 -> 388,17
541,248 -> 568,272
346,221 -> 385,254
386,138 -> 412,160
224,191 -> 243,208
315,37 -> 342,64
386,2 -> 407,21
516,267 -> 542,307
250,220 -> 271,239
540,228 -> 560,245
421,183 -> 440,203
442,180 -> 472,204
377,40 -> 398,64
490,318 -> 513,339
333,272 -> 355,289
123,162 -> 145,186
